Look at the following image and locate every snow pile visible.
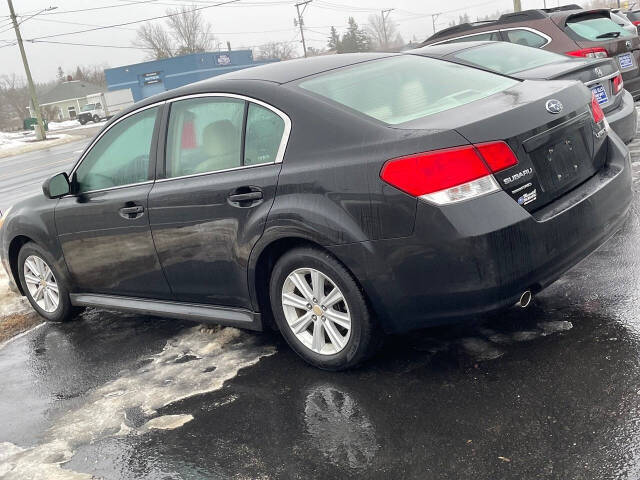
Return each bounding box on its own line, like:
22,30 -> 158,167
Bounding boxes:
0,131 -> 35,149
0,130 -> 73,154
48,120 -> 81,131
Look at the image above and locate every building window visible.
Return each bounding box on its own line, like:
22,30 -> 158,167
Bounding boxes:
68,106 -> 77,118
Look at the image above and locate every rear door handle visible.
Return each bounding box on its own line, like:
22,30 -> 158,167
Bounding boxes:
228,191 -> 263,202
119,205 -> 144,219
228,187 -> 263,207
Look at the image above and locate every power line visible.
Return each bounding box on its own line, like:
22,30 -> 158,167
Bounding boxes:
32,0 -> 164,16
27,39 -> 155,50
24,17 -> 139,32
26,0 -> 241,41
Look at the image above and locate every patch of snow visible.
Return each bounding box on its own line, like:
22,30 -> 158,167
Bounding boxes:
0,325 -> 276,479
48,120 -> 107,131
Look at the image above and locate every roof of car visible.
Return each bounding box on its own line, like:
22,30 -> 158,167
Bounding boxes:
211,52 -> 396,84
410,41 -> 497,57
425,5 -> 605,43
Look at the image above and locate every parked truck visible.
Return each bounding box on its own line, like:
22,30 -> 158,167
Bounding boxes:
77,89 -> 134,125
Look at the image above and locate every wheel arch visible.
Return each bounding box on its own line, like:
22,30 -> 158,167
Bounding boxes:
7,235 -> 33,295
249,235 -> 372,331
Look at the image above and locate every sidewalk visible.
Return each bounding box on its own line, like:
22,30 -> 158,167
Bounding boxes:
0,133 -> 82,159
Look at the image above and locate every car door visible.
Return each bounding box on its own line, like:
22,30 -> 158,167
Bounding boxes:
55,104 -> 172,298
148,94 -> 289,309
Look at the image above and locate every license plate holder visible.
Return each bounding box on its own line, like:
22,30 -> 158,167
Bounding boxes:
590,84 -> 608,104
618,52 -> 634,70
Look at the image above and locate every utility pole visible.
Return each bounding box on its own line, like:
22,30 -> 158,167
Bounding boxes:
431,13 -> 441,35
295,0 -> 312,58
381,8 -> 394,49
7,0 -> 47,140
513,0 -> 522,12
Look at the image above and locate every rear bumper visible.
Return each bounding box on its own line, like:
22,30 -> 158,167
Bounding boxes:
329,133 -> 633,333
606,90 -> 638,143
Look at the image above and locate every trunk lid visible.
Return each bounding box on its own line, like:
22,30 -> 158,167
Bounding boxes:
400,80 -> 608,212
512,57 -> 621,113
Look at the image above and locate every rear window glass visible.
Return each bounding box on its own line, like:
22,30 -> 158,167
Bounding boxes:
453,42 -> 566,75
626,11 -> 640,22
440,31 -> 501,44
298,56 -> 518,125
566,13 -> 633,40
503,29 -> 548,48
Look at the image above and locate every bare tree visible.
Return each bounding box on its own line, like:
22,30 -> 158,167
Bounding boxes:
167,5 -> 213,55
0,74 -> 30,122
366,13 -> 403,51
134,4 -> 213,59
255,42 -> 298,61
134,23 -> 175,59
73,64 -> 108,87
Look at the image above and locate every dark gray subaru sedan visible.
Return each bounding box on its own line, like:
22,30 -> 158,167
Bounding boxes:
0,52 -> 633,369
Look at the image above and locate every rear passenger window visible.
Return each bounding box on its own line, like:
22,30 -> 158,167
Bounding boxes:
244,103 -> 285,166
503,29 -> 548,48
166,97 -> 245,178
442,31 -> 501,43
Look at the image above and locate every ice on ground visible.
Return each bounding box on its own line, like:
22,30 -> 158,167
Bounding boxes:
459,337 -> 504,361
0,130 -> 72,153
538,321 -> 573,335
0,325 -> 276,479
0,266 -> 29,317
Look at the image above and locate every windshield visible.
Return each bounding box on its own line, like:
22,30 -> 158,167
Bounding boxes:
298,55 -> 519,125
81,104 -> 96,112
452,42 -> 568,75
566,13 -> 633,40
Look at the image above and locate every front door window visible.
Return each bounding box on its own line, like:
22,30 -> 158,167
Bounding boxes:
74,107 -> 158,193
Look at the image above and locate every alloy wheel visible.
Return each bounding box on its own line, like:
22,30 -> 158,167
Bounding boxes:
281,267 -> 351,355
23,255 -> 59,313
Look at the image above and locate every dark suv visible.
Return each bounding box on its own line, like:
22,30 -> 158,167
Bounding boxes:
422,5 -> 640,99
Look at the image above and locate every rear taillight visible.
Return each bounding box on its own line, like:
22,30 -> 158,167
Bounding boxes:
380,141 -> 518,205
591,93 -> 605,124
632,20 -> 640,26
613,73 -> 624,94
565,47 -> 608,59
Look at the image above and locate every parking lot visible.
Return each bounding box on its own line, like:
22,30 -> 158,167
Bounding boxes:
0,123 -> 639,479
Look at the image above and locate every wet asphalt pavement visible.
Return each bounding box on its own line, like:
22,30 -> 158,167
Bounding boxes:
1,135 -> 640,479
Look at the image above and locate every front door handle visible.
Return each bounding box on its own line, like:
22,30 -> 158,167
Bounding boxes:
228,187 -> 263,207
119,205 -> 144,219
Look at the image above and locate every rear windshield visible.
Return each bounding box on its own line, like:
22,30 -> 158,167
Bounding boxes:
298,56 -> 518,125
626,11 -> 640,22
452,42 -> 567,75
566,13 -> 634,40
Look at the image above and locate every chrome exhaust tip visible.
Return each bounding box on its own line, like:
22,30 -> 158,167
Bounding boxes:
516,290 -> 532,309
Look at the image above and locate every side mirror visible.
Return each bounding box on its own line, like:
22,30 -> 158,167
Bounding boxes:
43,172 -> 70,199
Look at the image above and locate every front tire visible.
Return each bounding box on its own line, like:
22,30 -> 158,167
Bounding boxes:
92,115 -> 100,123
78,117 -> 87,125
269,247 -> 381,370
17,242 -> 75,322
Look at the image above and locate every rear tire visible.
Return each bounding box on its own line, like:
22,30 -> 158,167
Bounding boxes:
92,115 -> 100,123
17,242 -> 75,323
269,247 -> 381,370
78,117 -> 87,125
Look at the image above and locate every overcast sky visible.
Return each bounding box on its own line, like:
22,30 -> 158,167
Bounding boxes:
0,0 -> 558,83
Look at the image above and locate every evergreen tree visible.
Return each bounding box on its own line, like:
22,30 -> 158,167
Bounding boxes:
339,17 -> 370,53
328,26 -> 340,51
56,66 -> 64,82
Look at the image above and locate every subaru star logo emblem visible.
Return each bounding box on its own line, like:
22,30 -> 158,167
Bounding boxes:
545,99 -> 563,114
594,67 -> 603,77
626,40 -> 632,49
